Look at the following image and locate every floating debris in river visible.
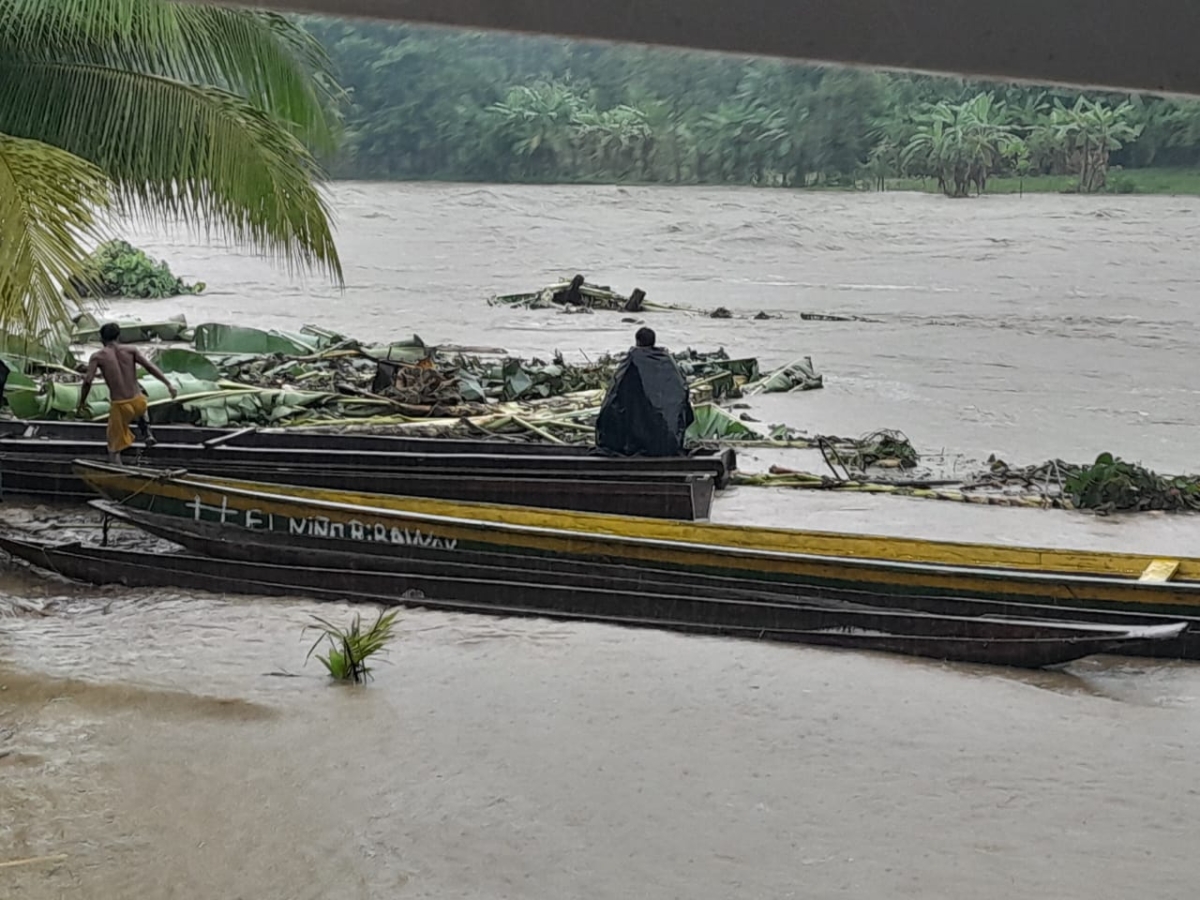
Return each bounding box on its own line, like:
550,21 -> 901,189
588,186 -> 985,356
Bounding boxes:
490,274 -> 655,312
983,453 -> 1200,514
744,357 -> 823,394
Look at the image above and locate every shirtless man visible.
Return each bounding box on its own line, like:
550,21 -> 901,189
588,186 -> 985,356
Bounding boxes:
77,323 -> 178,462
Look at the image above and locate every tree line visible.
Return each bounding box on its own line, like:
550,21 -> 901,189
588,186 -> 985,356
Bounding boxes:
302,17 -> 1200,194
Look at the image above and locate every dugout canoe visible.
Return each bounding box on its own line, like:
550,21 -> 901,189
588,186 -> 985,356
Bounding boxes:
3,418 -> 736,460
75,461 -> 1200,616
0,420 -> 737,485
96,501 -> 1200,662
77,458 -> 1200,619
0,452 -> 713,519
96,502 -> 1200,660
0,533 -> 1185,668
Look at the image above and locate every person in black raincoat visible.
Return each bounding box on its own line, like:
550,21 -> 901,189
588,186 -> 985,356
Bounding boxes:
595,327 -> 695,456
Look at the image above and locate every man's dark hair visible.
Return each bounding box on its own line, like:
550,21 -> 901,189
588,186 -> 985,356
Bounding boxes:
99,323 -> 121,344
635,327 -> 656,348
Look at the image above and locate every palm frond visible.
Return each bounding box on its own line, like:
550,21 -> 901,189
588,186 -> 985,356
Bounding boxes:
0,0 -> 340,150
0,60 -> 342,281
0,133 -> 111,334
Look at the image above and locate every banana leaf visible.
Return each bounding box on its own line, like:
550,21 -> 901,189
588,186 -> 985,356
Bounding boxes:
503,360 -> 535,401
209,353 -> 265,373
72,313 -> 188,344
155,348 -> 221,381
182,392 -> 264,427
363,335 -> 427,363
178,386 -> 338,427
300,325 -> 351,348
48,380 -> 106,415
751,357 -> 823,393
261,360 -> 314,380
193,323 -> 319,356
457,372 -> 487,402
44,373 -> 226,422
686,404 -> 761,441
0,357 -> 46,418
710,358 -> 760,381
256,389 -> 328,409
0,330 -> 77,369
268,405 -> 308,422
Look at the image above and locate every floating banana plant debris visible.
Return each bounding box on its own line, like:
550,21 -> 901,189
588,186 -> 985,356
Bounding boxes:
489,274 -> 875,322
490,274 -> 659,312
735,444 -> 1200,514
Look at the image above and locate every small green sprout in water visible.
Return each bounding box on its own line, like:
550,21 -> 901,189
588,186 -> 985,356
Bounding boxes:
305,609 -> 399,683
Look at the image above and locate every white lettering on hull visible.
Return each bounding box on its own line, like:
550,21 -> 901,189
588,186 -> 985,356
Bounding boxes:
186,494 -> 458,551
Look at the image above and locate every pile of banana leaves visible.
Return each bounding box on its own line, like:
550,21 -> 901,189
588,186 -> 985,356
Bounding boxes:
453,347 -> 761,404
1,314 -> 824,430
2,319 -> 443,426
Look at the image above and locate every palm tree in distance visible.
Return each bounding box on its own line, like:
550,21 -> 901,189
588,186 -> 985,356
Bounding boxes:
0,0 -> 343,337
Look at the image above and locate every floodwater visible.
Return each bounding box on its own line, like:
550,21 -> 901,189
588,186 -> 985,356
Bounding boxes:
4,184 -> 1200,898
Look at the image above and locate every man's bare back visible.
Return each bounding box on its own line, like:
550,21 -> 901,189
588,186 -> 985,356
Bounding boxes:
79,324 -> 177,461
85,344 -> 151,401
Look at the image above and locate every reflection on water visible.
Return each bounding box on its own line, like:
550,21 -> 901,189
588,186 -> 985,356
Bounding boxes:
3,186 -> 1200,898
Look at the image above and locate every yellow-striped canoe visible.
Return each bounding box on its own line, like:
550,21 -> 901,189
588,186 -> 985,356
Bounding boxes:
75,460 -> 1200,615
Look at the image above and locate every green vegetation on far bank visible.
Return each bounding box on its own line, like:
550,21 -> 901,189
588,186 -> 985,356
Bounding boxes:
884,167 -> 1200,196
300,17 -> 1200,196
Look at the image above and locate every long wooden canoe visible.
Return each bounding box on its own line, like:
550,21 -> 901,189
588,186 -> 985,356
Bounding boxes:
98,502 -> 1200,660
2,419 -> 739,468
9,441 -> 734,480
0,453 -> 713,519
75,461 -> 1200,614
0,421 -> 737,487
0,534 -> 1185,668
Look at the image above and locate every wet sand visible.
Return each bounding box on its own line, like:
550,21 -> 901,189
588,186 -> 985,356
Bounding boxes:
4,184 -> 1200,897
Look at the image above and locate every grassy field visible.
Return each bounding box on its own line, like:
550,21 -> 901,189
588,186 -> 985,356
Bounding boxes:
884,168 -> 1200,196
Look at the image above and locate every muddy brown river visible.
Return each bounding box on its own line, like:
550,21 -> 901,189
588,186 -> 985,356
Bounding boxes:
4,185 -> 1200,898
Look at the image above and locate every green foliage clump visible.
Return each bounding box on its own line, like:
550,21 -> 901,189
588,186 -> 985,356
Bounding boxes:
1107,173 -> 1138,194
76,240 -> 205,300
1065,453 -> 1200,513
306,609 -> 399,683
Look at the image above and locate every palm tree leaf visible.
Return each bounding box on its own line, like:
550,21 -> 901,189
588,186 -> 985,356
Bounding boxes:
0,132 -> 111,334
0,0 -> 340,150
0,60 -> 342,281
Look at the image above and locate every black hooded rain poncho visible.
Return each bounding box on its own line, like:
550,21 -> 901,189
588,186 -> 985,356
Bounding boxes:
595,346 -> 695,456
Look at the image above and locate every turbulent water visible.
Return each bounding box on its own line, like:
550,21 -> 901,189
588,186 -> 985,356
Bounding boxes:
4,184 -> 1200,898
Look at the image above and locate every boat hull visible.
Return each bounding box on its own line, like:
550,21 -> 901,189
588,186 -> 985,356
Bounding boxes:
0,453 -> 713,519
1,534 -> 1184,669
97,502 -> 1200,660
0,422 -> 739,501
75,462 -> 1200,616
